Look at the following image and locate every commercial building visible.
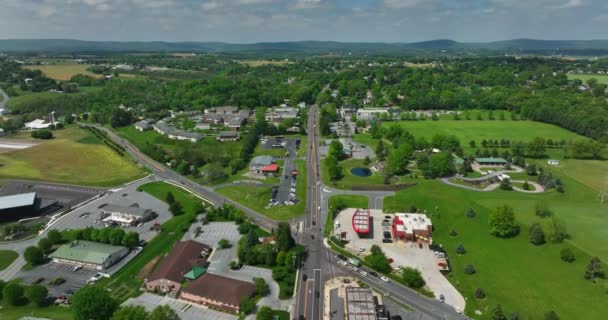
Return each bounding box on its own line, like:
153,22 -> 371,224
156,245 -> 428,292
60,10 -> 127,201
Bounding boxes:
345,287 -> 377,320
49,240 -> 129,270
352,209 -> 371,236
249,155 -> 274,174
356,108 -> 389,120
145,240 -> 211,293
180,273 -> 256,314
474,157 -> 508,166
391,213 -> 433,242
101,204 -> 155,226
0,192 -> 58,223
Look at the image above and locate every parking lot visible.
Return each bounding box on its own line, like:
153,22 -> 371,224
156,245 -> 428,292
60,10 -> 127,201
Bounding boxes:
334,208 -> 465,310
124,292 -> 237,320
49,178 -> 171,242
182,218 -> 292,311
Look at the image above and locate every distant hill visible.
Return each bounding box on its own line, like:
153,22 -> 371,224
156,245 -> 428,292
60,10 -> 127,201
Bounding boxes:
1,38 -> 607,54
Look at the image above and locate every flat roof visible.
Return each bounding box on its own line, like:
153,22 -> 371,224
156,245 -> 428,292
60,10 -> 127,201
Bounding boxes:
475,157 -> 507,163
352,209 -> 370,234
102,204 -> 151,217
0,192 -> 36,210
50,240 -> 126,265
345,287 -> 377,320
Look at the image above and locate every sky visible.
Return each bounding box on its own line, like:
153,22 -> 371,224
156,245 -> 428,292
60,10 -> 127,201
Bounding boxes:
1,0 -> 607,43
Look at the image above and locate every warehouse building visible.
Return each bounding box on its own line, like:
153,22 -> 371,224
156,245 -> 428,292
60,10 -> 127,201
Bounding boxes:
345,287 -> 377,320
49,240 -> 129,270
0,192 -> 58,222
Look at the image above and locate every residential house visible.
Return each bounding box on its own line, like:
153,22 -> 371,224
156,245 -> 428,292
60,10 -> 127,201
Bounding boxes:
217,131 -> 239,142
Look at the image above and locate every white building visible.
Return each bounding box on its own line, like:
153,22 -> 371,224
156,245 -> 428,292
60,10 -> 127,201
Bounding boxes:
24,119 -> 56,130
101,204 -> 155,226
356,108 -> 389,120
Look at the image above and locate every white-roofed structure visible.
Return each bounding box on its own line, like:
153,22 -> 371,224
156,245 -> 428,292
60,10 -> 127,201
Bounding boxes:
24,119 -> 55,130
392,213 -> 433,242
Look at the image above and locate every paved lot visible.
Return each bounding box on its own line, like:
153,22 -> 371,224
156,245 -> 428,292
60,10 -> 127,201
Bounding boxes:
319,137 -> 375,160
334,208 -> 465,311
183,219 -> 292,311
49,179 -> 171,242
124,292 -> 237,320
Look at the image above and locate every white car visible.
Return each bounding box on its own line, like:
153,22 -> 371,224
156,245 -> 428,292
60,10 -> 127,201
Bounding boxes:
454,307 -> 462,314
358,247 -> 366,253
87,273 -> 104,284
72,265 -> 83,272
337,260 -> 347,266
360,271 -> 368,277
380,276 -> 390,283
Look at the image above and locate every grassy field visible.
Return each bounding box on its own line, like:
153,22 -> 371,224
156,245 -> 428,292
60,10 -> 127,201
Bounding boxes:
241,60 -> 291,67
25,63 -> 101,81
567,73 -> 608,85
0,127 -> 146,186
322,158 -> 385,189
383,118 -> 590,151
98,182 -> 201,301
0,304 -> 73,320
0,250 -> 18,271
383,165 -> 608,319
216,159 -> 307,220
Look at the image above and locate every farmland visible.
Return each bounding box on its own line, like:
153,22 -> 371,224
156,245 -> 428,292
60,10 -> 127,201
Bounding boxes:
383,158 -> 608,320
25,63 -> 101,81
0,126 -> 146,186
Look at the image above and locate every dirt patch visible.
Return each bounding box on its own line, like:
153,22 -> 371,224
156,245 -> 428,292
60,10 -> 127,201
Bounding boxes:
138,256 -> 161,279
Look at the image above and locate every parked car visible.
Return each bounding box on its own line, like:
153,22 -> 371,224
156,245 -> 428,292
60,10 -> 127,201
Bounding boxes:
439,294 -> 445,302
72,265 -> 83,272
302,274 -> 308,281
360,271 -> 368,277
369,271 -> 378,277
381,276 -> 390,283
336,254 -> 346,260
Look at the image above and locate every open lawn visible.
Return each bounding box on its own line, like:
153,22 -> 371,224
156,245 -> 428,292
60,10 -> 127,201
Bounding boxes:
322,158 -> 385,189
25,63 -> 101,81
0,250 -> 18,271
0,127 -> 146,186
383,170 -> 608,319
382,118 -> 590,152
325,195 -> 369,236
98,182 -> 202,301
241,60 -> 291,67
216,159 -> 307,220
0,304 -> 73,320
568,73 -> 608,85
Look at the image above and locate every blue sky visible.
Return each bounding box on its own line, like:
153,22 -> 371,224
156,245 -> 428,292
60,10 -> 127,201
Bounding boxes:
1,0 -> 607,42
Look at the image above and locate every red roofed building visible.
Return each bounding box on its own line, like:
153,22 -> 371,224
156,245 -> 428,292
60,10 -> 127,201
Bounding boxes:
392,213 -> 433,242
260,163 -> 280,176
352,209 -> 371,236
180,273 -> 256,314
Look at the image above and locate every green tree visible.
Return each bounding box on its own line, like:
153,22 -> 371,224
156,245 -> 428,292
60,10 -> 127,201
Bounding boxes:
276,222 -> 295,252
499,178 -> 513,191
31,129 -> 53,139
218,239 -> 232,249
240,297 -> 256,314
110,108 -> 133,128
25,284 -> 48,307
364,245 -> 392,273
253,277 -> 270,296
72,286 -> 119,320
256,306 -> 274,320
528,223 -> 546,245
489,205 -> 520,238
328,140 -> 345,160
386,143 -> 413,176
149,305 -> 180,320
545,311 -> 560,320
169,201 -> 183,216
584,257 -> 605,281
165,192 -> 175,204
401,267 -> 425,288
491,304 -> 507,320
526,137 -> 546,158
38,237 -> 52,253
535,202 -> 552,218
560,248 -> 575,263
112,305 -> 149,320
109,228 -> 126,246
376,140 -> 386,161
121,231 -> 140,248
24,246 -> 45,266
2,280 -> 24,306
549,217 -> 569,243
47,229 -> 62,244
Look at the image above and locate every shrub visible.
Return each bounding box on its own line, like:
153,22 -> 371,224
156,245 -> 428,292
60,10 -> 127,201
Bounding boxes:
31,129 -> 53,139
449,229 -> 458,237
464,264 -> 476,275
466,208 -> 475,218
456,244 -> 466,254
545,311 -> 560,320
528,223 -> 546,245
218,239 -> 232,249
560,248 -> 575,263
489,205 -> 520,238
474,288 -> 486,299
401,267 -> 425,289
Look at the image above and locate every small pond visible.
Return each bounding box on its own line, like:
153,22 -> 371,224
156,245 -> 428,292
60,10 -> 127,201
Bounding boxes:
351,167 -> 372,177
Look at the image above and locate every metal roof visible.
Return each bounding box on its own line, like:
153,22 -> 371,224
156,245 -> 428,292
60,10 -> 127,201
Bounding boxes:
0,192 -> 36,210
101,204 -> 151,218
50,240 -> 126,265
475,157 -> 507,163
352,209 -> 370,234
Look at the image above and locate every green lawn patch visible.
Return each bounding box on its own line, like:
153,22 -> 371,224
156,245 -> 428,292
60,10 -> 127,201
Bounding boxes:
216,160 -> 307,220
321,158 -> 385,189
97,182 -> 202,302
0,126 -> 146,186
567,73 -> 608,85
0,250 -> 18,271
0,304 -> 73,320
383,178 -> 608,320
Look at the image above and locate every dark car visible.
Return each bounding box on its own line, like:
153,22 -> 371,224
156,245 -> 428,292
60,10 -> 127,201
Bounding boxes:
336,254 -> 347,260
315,291 -> 320,298
369,271 -> 378,277
302,274 -> 308,281
391,316 -> 403,320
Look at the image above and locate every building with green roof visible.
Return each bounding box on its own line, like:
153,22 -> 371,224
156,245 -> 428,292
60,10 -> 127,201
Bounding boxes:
474,157 -> 508,166
49,240 -> 129,270
184,266 -> 207,280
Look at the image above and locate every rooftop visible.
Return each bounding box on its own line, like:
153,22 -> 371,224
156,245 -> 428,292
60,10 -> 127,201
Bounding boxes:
345,287 -> 377,320
475,157 -> 507,164
49,240 -> 126,265
0,192 -> 36,211
182,273 -> 255,307
352,209 -> 370,234
393,213 -> 432,234
101,204 -> 151,218
251,155 -> 274,167
148,240 -> 210,283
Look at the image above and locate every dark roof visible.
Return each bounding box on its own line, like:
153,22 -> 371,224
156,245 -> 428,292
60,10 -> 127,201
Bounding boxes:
182,273 -> 255,306
148,240 -> 210,283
